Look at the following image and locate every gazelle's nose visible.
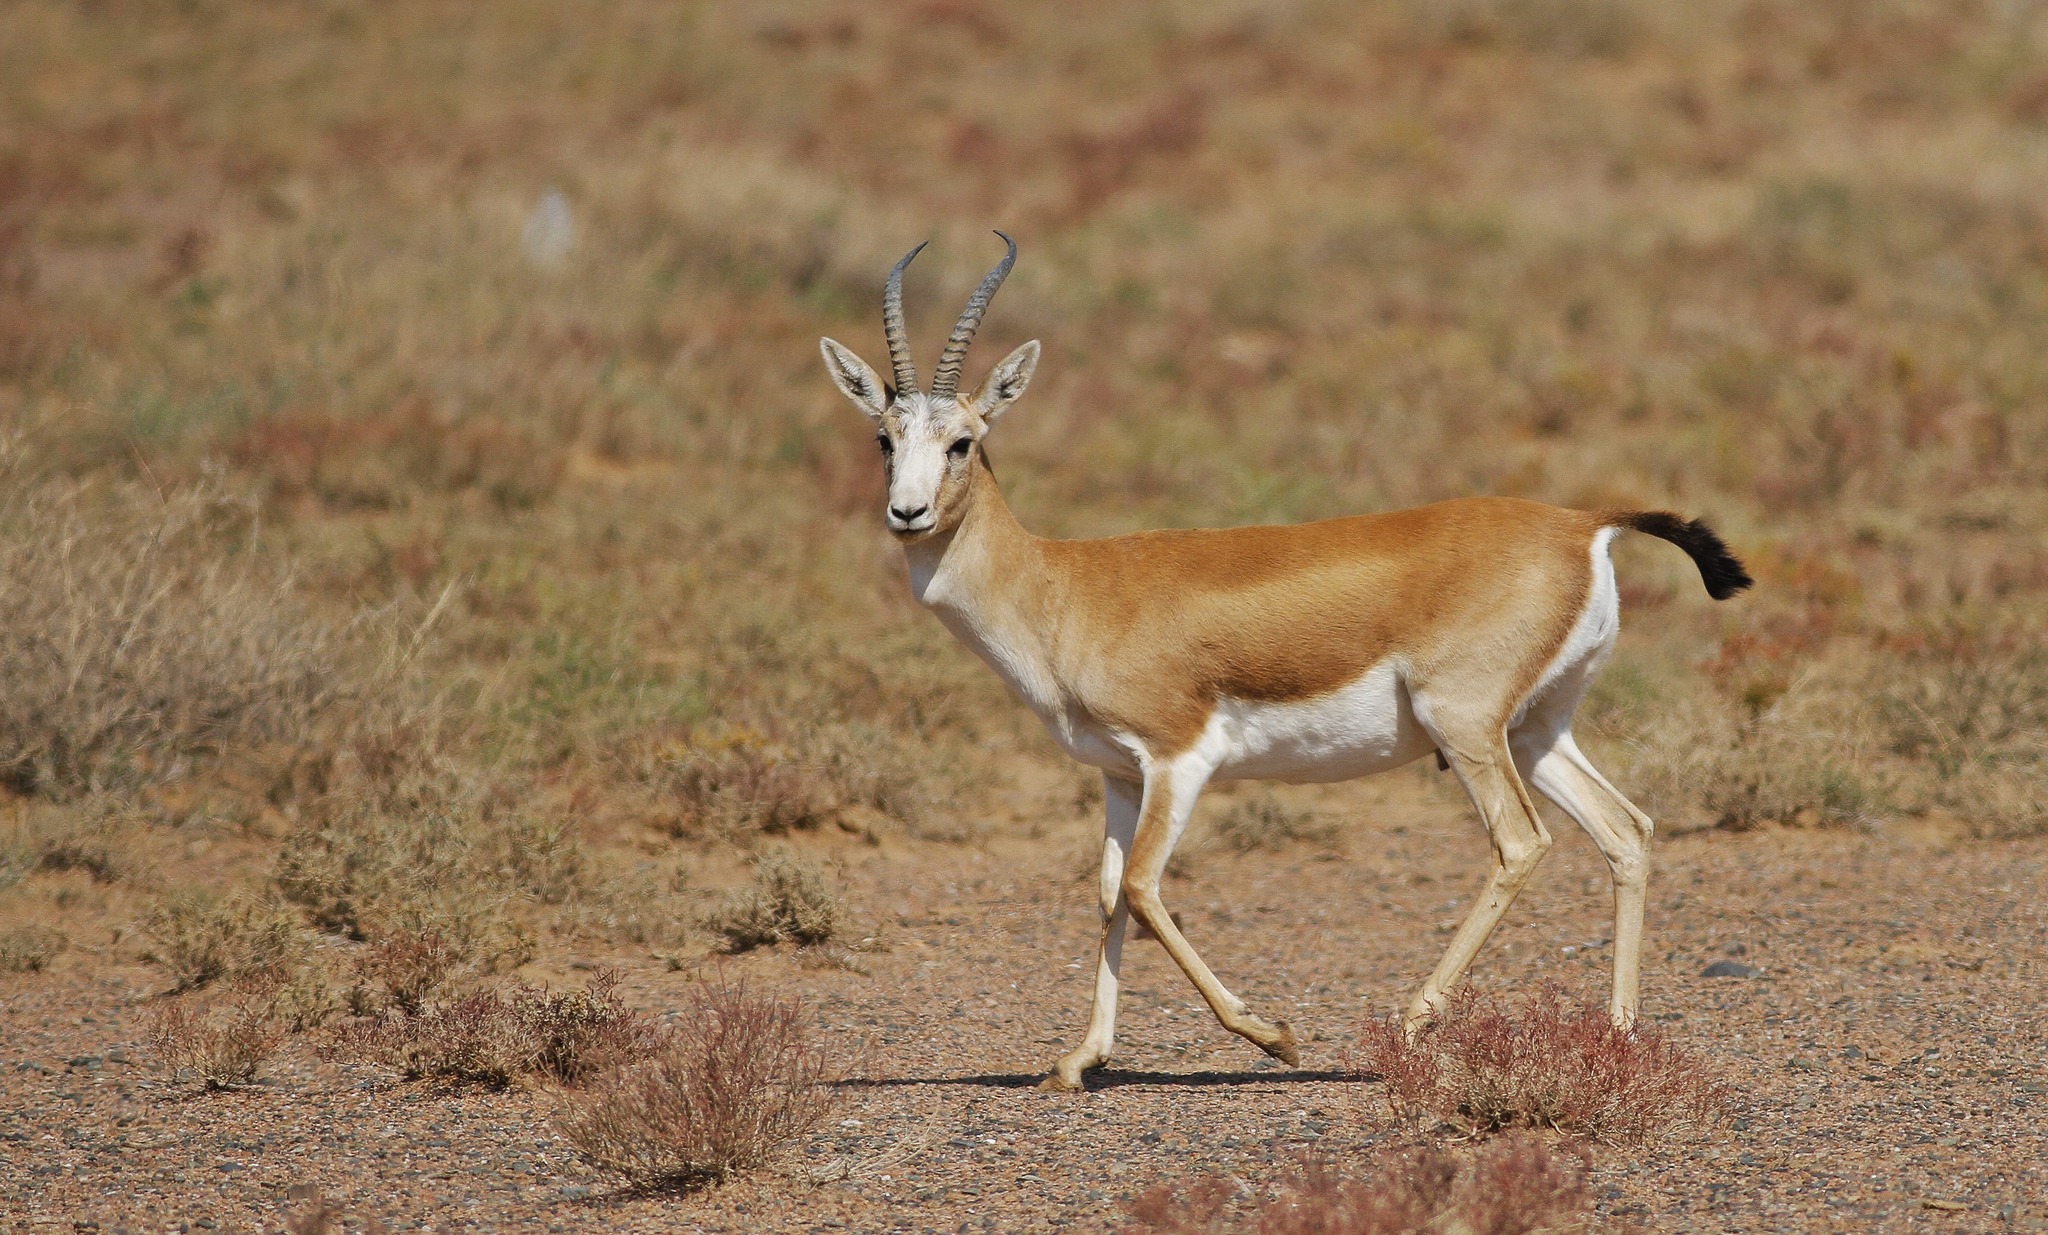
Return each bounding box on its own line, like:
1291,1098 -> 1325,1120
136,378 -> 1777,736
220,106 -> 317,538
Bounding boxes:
889,503 -> 929,524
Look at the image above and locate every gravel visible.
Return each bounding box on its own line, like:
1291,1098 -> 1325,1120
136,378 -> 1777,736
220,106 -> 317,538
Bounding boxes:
3,777 -> 2044,1232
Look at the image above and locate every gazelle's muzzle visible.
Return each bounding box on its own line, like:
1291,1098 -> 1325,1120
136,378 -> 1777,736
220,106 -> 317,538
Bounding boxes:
885,449 -> 946,535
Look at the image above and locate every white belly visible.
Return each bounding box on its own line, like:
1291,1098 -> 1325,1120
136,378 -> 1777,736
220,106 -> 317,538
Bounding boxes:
1207,660 -> 1435,783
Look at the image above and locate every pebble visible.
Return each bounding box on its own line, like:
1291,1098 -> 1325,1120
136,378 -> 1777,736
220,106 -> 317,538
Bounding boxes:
1702,960 -> 1762,978
559,1185 -> 593,1201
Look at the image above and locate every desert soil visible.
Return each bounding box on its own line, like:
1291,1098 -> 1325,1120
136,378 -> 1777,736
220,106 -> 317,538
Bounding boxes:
4,774 -> 2045,1234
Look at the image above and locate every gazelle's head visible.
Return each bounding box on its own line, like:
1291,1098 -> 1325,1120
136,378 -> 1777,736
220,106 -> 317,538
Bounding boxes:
820,232 -> 1039,540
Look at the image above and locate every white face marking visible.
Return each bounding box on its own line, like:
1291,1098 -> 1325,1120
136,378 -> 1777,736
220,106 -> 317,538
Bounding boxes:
878,392 -> 981,537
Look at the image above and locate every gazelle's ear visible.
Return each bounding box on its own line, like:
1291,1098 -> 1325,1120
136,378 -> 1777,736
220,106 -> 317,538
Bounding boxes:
820,337 -> 890,419
970,340 -> 1040,422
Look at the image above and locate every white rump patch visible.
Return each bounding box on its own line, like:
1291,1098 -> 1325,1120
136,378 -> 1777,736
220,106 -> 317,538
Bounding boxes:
1513,526 -> 1621,742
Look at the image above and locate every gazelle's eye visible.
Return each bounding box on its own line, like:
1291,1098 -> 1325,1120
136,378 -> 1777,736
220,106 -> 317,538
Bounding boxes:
876,436 -> 893,455
948,437 -> 973,458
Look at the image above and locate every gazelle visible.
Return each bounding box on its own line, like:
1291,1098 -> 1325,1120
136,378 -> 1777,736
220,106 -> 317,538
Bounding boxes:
820,234 -> 1751,1092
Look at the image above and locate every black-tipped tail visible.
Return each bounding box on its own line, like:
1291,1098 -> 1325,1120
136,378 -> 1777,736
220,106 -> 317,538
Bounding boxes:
1616,512 -> 1753,600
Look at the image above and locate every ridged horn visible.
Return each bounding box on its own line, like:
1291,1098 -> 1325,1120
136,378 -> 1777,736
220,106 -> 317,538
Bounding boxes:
930,231 -> 1016,399
883,240 -> 928,396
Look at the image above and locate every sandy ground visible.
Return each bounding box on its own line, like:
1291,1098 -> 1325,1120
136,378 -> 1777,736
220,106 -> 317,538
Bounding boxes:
4,773 -> 2046,1234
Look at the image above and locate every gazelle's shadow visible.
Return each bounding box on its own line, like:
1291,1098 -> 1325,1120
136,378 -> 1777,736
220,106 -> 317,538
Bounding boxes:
838,1068 -> 1353,1091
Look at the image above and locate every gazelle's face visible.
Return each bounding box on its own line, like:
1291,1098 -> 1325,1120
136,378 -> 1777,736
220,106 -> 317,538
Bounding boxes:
874,392 -> 985,538
819,336 -> 1039,541
820,232 -> 1037,541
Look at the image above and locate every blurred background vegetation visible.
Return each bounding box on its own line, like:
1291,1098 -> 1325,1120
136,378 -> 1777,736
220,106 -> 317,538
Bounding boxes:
3,0 -> 2047,994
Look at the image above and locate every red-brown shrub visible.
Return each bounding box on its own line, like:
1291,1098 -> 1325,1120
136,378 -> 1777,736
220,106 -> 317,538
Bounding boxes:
147,977 -> 290,1089
351,928 -> 460,1015
1347,987 -> 1724,1144
1123,1134 -> 1590,1235
556,978 -> 840,1190
330,969 -> 657,1087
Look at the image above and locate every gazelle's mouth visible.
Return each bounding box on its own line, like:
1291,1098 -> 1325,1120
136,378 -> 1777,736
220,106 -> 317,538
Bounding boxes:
889,518 -> 936,538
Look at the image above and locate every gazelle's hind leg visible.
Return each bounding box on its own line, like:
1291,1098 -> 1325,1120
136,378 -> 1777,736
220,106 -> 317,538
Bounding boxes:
1515,730 -> 1656,1029
1402,728 -> 1555,1033
1042,774 -> 1141,1091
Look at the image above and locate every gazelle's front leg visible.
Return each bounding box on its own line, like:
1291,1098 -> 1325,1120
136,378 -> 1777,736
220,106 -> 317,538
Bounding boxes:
1043,774 -> 1141,1091
1121,755 -> 1299,1067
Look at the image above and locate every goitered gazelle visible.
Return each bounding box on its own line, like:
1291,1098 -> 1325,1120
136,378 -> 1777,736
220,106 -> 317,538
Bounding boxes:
820,233 -> 1751,1092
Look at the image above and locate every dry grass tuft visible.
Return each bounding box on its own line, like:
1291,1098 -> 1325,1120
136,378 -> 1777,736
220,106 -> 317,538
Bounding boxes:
330,970 -> 657,1088
1871,619 -> 2048,836
141,890 -> 305,990
0,454 -> 348,798
659,718 -> 921,840
1124,1133 -> 1590,1235
703,847 -> 840,952
557,978 -> 839,1192
665,731 -> 841,837
1348,987 -> 1725,1145
1212,793 -> 1340,853
274,764 -> 564,969
147,976 -> 291,1089
0,924 -> 68,973
1612,614 -> 2048,836
349,928 -> 461,1016
0,799 -> 142,887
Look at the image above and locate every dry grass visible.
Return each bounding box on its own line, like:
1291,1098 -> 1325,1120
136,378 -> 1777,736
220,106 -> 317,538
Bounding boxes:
656,712 -> 926,841
0,798 -> 143,888
348,928 -> 460,1017
1123,1134 -> 1591,1235
1214,793 -> 1340,854
147,976 -> 291,1089
1348,987 -> 1725,1145
556,978 -> 840,1191
330,969 -> 657,1089
0,923 -> 67,973
1609,613 -> 2048,835
141,889 -> 305,990
0,453 -> 349,798
704,848 -> 841,953
273,763 -> 569,970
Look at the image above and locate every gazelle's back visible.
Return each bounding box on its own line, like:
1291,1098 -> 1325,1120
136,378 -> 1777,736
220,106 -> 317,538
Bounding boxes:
1039,498 -> 1605,736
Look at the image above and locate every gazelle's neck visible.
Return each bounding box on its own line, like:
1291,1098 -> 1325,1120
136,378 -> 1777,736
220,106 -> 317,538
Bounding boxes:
901,454 -> 1038,610
900,457 -> 1060,715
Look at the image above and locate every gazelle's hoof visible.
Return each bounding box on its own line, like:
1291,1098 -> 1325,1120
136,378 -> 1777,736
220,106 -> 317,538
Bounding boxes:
1258,1020 -> 1300,1067
1037,1070 -> 1086,1093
